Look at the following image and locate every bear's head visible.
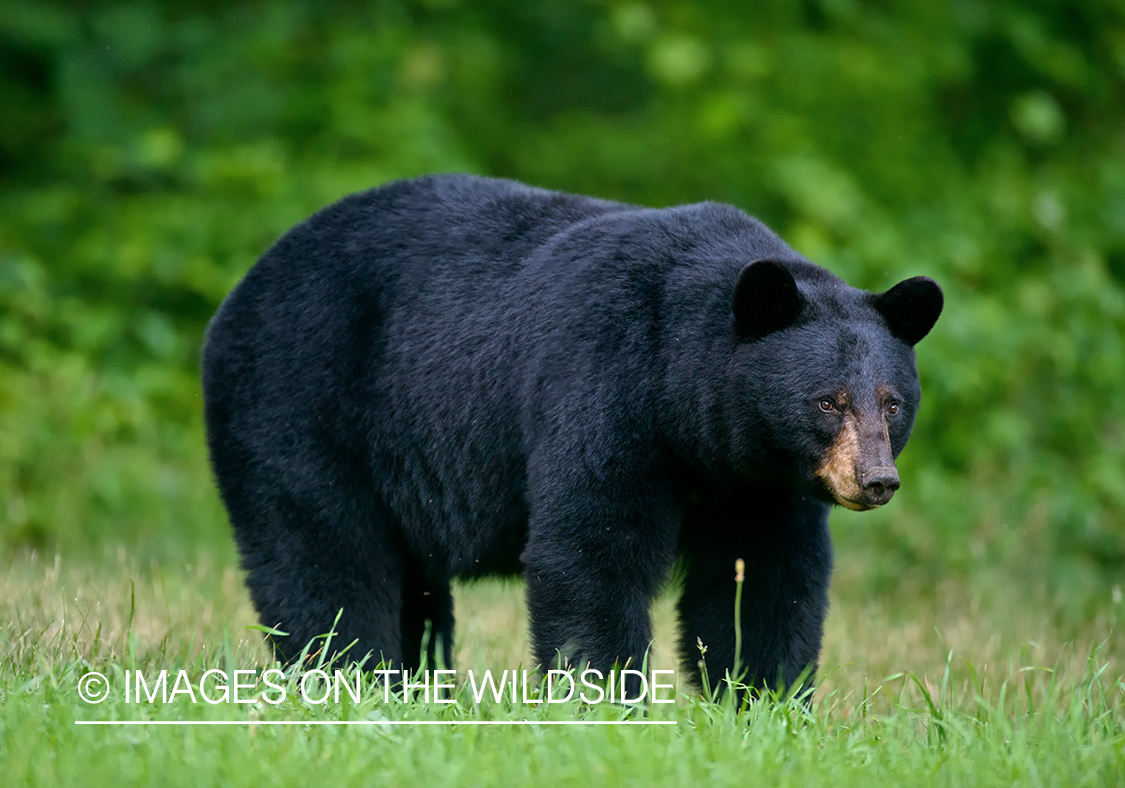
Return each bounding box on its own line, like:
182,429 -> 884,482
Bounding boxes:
729,259 -> 943,510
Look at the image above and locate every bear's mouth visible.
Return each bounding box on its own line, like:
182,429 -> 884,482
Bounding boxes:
835,496 -> 878,512
807,479 -> 880,511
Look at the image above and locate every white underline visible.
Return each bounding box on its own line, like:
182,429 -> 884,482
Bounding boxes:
75,719 -> 677,726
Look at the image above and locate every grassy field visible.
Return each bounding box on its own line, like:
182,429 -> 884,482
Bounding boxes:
1,547 -> 1122,787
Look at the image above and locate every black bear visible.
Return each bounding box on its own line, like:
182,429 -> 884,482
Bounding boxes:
202,174 -> 941,694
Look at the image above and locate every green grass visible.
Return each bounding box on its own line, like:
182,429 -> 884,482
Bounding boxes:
1,549 -> 1123,787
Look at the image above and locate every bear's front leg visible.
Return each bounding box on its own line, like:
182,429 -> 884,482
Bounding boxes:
521,478 -> 680,677
677,486 -> 833,700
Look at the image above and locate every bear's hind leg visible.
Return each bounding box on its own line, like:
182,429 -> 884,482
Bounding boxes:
233,488 -> 409,669
399,560 -> 454,672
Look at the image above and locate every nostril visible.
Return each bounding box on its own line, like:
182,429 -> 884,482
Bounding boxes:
861,469 -> 900,501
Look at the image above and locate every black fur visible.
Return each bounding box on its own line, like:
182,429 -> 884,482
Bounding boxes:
201,174 -> 940,692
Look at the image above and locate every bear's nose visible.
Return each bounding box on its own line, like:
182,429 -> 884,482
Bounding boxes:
860,467 -> 900,505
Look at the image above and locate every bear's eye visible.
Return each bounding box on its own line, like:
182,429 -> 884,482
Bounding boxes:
818,399 -> 835,412
887,401 -> 900,415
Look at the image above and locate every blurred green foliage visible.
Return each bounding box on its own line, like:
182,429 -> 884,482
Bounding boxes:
1,0 -> 1123,613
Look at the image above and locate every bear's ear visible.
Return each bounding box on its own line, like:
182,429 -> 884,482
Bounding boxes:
871,276 -> 943,345
732,260 -> 805,338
